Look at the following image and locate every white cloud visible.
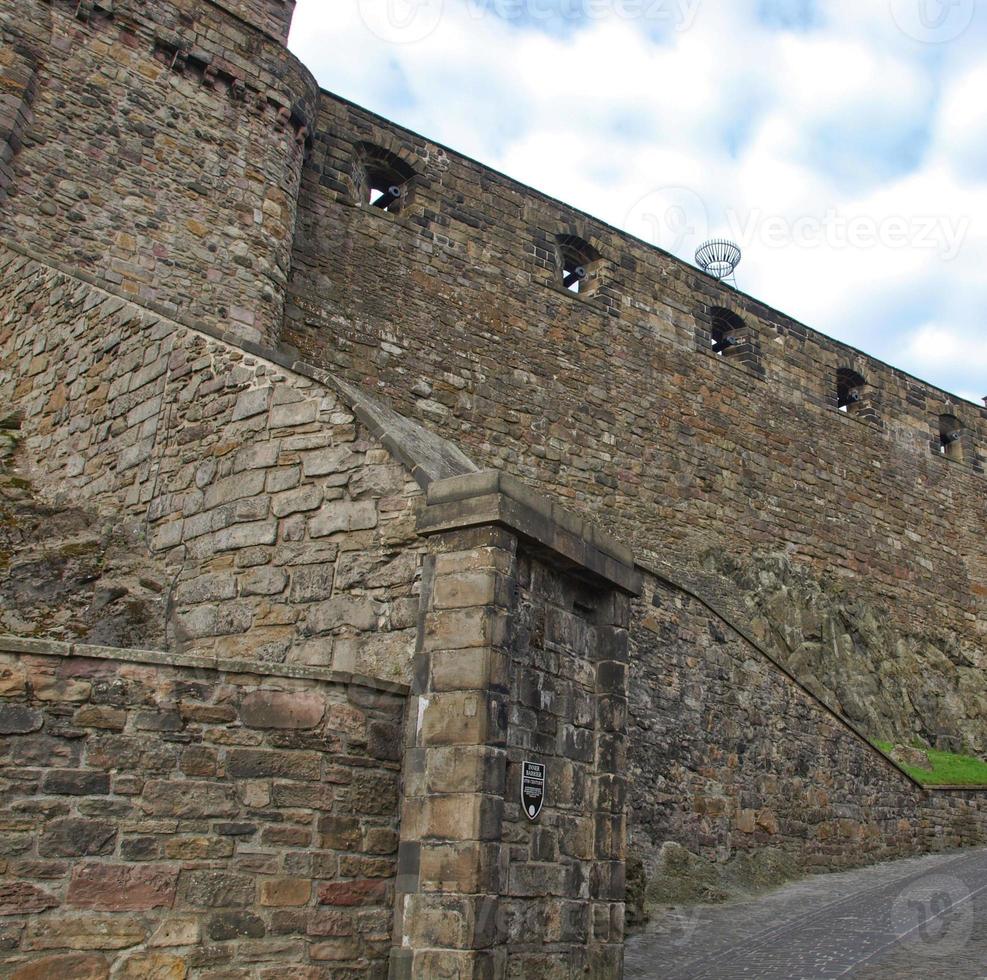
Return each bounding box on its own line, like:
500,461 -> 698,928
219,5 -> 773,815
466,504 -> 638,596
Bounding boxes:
288,0 -> 986,402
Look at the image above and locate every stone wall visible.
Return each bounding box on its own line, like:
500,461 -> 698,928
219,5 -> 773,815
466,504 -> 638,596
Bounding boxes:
284,93 -> 987,749
213,0 -> 297,43
0,245 -> 426,682
0,0 -> 317,346
627,567 -> 987,908
393,472 -> 639,977
0,637 -> 405,978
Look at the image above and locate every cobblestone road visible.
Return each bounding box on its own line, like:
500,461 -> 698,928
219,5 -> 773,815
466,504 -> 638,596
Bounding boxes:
625,848 -> 987,979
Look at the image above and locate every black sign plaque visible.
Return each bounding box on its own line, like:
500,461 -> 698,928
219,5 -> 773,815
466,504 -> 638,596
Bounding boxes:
521,760 -> 546,821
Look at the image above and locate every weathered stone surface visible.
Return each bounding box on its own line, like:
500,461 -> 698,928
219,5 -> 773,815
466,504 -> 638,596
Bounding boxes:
38,818 -> 117,858
309,502 -> 377,537
113,952 -> 187,980
207,911 -> 266,941
41,769 -> 110,796
0,881 -> 58,915
10,953 -> 109,980
67,864 -> 179,911
141,780 -> 239,818
0,704 -> 42,733
241,691 -> 325,730
23,915 -> 146,951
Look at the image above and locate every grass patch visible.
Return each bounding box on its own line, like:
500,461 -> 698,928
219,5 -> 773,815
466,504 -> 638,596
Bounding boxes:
875,740 -> 987,787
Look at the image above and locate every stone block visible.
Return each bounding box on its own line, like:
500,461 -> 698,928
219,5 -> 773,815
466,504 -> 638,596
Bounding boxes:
148,916 -> 200,948
270,398 -> 319,428
183,871 -> 254,908
213,520 -> 278,551
208,910 -> 266,940
231,386 -> 272,421
10,954 -> 109,980
240,690 -> 325,729
304,596 -> 378,634
38,818 -> 116,857
288,564 -> 335,602
272,484 -> 323,517
113,952 -> 187,980
432,571 -> 505,610
317,879 -> 389,907
0,704 -> 43,734
73,705 -> 127,730
309,500 -> 378,537
226,749 -> 322,780
239,566 -> 288,595
41,769 -> 111,796
259,877 -> 311,907
22,914 -> 146,951
67,864 -> 179,910
0,881 -> 59,915
142,779 -> 237,817
301,446 -> 356,477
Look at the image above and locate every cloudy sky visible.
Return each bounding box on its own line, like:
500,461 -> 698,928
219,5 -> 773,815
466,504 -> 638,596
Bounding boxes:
289,0 -> 986,404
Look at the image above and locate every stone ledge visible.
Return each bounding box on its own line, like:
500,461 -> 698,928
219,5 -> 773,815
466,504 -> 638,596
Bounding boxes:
418,471 -> 642,596
0,634 -> 409,696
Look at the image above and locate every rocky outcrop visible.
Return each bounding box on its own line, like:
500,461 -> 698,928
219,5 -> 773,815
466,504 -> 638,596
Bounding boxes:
0,418 -> 169,648
704,549 -> 986,755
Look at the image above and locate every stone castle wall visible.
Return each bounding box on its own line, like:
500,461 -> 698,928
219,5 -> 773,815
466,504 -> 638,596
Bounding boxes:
0,0 -> 317,346
0,245 -> 425,682
1,0 -> 985,974
628,568 -> 987,896
0,636 -> 405,978
284,95 -> 987,721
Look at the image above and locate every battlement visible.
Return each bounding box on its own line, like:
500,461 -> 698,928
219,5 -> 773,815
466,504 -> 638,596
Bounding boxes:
286,90 -> 987,648
290,92 -> 987,465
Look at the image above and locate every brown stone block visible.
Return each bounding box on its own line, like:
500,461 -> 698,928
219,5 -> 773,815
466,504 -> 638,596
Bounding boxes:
317,879 -> 389,907
429,648 -> 509,693
226,749 -> 321,780
11,953 -> 109,980
318,814 -> 362,850
73,705 -> 127,730
259,877 -> 312,907
149,916 -> 200,947
114,952 -> 187,979
418,841 -> 501,894
67,863 -> 179,911
240,690 -> 325,729
421,793 -> 503,843
38,818 -> 116,858
142,780 -> 237,818
0,881 -> 58,915
23,914 -> 146,950
164,837 -> 235,860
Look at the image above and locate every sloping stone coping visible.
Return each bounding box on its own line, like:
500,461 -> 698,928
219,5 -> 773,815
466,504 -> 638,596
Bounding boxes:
0,634 -> 409,696
0,238 -> 479,490
418,469 -> 642,596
